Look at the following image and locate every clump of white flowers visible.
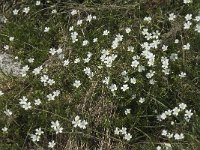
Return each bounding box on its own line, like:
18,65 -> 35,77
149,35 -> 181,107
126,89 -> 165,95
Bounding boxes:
47,90 -> 60,101
30,128 -> 44,142
114,127 -> 132,141
19,96 -> 32,110
72,115 -> 88,129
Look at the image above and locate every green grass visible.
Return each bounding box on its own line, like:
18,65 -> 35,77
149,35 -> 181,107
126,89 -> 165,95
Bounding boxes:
0,0 -> 200,149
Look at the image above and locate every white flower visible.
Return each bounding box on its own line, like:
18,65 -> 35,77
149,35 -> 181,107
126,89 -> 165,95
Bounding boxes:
4,109 -> 12,116
71,9 -> 78,16
30,134 -> 40,142
144,16 -> 152,23
0,90 -> 4,96
48,79 -> 55,86
35,128 -> 44,136
63,59 -> 69,66
23,7 -> 30,14
125,109 -> 131,115
86,14 -> 93,22
28,58 -> 34,63
2,127 -> 8,133
174,133 -> 184,140
102,76 -> 110,85
52,9 -> 57,14
72,116 -> 81,128
179,72 -> 186,78
77,20 -> 83,26
109,84 -> 117,92
194,16 -> 200,22
120,127 -> 127,135
170,53 -> 178,61
36,1 -> 41,5
41,75 -> 49,83
169,13 -> 176,21
127,46 -> 134,52
51,120 -> 63,134
124,133 -> 132,141
183,0 -> 193,4
195,24 -> 200,33
53,90 -> 60,97
114,127 -> 120,135
184,21 -> 192,29
4,45 -> 9,50
74,58 -> 80,63
9,37 -> 14,41
23,102 -> 32,110
125,27 -> 131,33
82,40 -> 89,46
162,45 -> 168,51
44,27 -> 50,32
174,39 -> 179,43
47,93 -> 55,101
161,129 -> 168,136
160,113 -> 167,120
179,103 -> 187,110
183,43 -> 190,50
49,47 -> 57,55
34,99 -> 41,106
156,146 -> 161,150
48,140 -> 56,148
185,14 -> 192,21
32,66 -> 43,75
185,109 -> 193,118
93,38 -> 98,43
73,80 -> 81,88
172,107 -> 180,116
131,60 -> 139,68
139,97 -> 145,103
79,120 -> 88,129
103,30 -> 109,35
13,9 -> 19,15
121,84 -> 129,91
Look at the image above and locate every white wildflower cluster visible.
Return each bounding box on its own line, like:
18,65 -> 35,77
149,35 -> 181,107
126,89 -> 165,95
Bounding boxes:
159,103 -> 194,141
0,53 -> 21,76
83,52 -> 92,63
20,65 -> 30,77
46,90 -> 60,101
161,56 -> 170,75
72,115 -> 88,129
183,0 -> 193,4
51,120 -> 63,134
49,47 -> 63,56
111,33 -> 123,49
32,65 -> 43,75
100,49 -> 117,68
184,14 -> 192,29
30,128 -> 44,142
40,74 -> 55,86
71,31 -> 78,43
162,129 -> 184,140
83,67 -> 94,79
19,96 -> 32,110
114,127 -> 132,141
159,103 -> 193,122
143,16 -> 152,23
